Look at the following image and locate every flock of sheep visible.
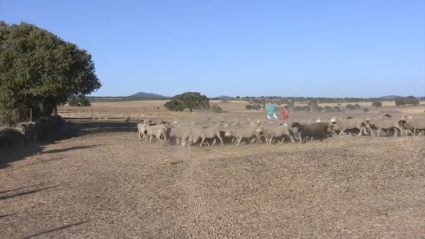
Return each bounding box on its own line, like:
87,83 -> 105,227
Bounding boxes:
136,114 -> 425,147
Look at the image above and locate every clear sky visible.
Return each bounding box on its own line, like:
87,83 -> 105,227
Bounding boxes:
1,0 -> 424,98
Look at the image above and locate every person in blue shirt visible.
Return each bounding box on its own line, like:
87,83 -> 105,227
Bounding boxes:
265,98 -> 278,120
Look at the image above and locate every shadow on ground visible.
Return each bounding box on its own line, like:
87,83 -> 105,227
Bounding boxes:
22,220 -> 90,239
0,119 -> 135,170
0,184 -> 61,200
75,120 -> 137,135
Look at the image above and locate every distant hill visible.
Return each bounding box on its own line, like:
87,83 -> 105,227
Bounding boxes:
128,92 -> 167,98
216,95 -> 233,100
379,95 -> 401,99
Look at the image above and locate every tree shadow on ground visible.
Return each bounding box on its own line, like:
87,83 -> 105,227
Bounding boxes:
0,184 -> 61,200
23,220 -> 90,239
75,120 -> 137,135
41,145 -> 101,154
0,118 -> 132,170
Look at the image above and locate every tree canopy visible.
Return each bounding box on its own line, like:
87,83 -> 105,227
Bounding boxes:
405,96 -> 419,106
372,101 -> 382,107
394,97 -> 406,106
164,92 -> 210,112
0,21 -> 101,124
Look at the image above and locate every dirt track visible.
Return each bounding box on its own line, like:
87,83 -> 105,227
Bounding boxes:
1,121 -> 425,238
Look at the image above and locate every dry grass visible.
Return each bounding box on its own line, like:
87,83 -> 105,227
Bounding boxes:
1,101 -> 425,238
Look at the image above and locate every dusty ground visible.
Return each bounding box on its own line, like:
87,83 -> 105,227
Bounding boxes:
1,102 -> 425,238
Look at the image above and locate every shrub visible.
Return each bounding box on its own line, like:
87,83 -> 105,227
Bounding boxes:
324,106 -> 333,112
346,104 -> 355,110
363,108 -> 369,113
333,106 -> 340,112
394,97 -> 406,106
354,104 -> 361,109
372,101 -> 382,107
252,105 -> 261,110
211,104 -> 223,113
245,105 -> 252,110
69,95 -> 91,107
316,106 -> 324,112
164,92 -> 209,111
405,96 -> 419,106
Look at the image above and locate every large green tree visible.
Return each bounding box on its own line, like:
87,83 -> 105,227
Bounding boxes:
164,92 -> 210,112
0,21 -> 101,124
405,96 -> 419,106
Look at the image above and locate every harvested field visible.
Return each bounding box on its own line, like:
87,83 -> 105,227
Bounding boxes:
1,102 -> 425,238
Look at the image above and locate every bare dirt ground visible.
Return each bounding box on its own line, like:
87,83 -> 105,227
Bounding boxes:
1,101 -> 425,238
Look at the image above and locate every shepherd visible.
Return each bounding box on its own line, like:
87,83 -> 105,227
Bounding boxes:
265,98 -> 278,120
282,106 -> 289,120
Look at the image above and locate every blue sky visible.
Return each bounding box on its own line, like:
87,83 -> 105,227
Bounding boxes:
1,0 -> 424,98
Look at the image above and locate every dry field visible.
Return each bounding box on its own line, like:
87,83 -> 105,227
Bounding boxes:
1,101 -> 425,238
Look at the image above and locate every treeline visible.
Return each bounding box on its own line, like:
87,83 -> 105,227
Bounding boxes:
86,96 -> 172,102
231,96 -> 424,104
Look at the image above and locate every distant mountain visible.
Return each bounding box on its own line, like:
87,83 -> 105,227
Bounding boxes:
128,92 -> 167,98
379,95 -> 401,99
216,95 -> 233,100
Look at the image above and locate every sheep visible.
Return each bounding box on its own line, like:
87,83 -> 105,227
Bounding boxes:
256,123 -> 295,144
137,123 -> 148,140
168,126 -> 190,145
146,124 -> 168,142
181,126 -> 204,146
223,124 -> 262,146
290,122 -> 330,143
152,127 -> 167,144
366,117 -> 403,137
189,126 -> 224,147
330,117 -> 374,136
400,116 -> 425,136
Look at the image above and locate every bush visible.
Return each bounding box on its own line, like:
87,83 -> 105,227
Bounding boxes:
363,108 -> 369,113
211,104 -> 223,113
69,95 -> 91,107
354,104 -> 361,109
245,105 -> 252,110
395,97 -> 406,106
252,105 -> 261,110
316,106 -> 324,112
164,92 -> 209,112
333,106 -> 340,112
372,101 -> 382,107
405,96 -> 419,106
346,104 -> 355,110
324,106 -> 333,112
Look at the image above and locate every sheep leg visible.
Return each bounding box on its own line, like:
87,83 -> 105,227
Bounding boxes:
367,126 -> 375,137
414,128 -> 417,136
338,129 -> 345,136
218,135 -> 224,146
268,134 -> 273,144
377,128 -> 381,137
357,127 -> 363,136
289,135 -> 295,143
199,137 -> 205,147
255,136 -> 262,144
236,137 -> 243,146
211,138 -> 216,147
